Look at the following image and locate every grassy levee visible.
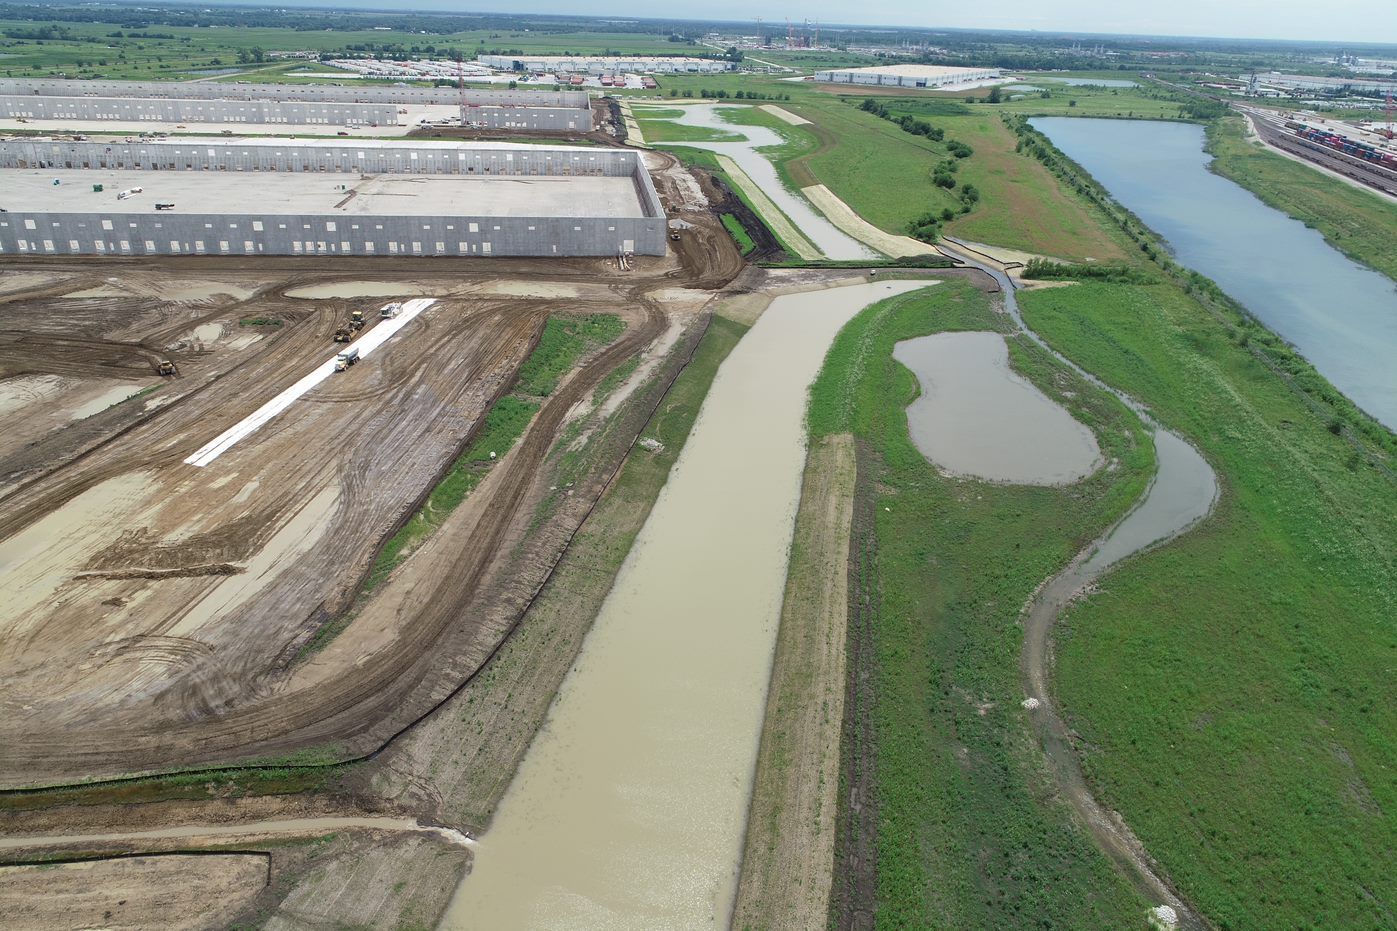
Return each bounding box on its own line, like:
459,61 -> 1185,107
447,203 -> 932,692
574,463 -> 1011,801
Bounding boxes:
1206,115 -> 1397,282
1020,281 -> 1397,929
733,433 -> 856,931
811,281 -> 1155,928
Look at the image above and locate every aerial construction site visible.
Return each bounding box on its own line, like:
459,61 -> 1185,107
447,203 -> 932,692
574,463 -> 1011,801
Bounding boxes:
0,71 -> 805,929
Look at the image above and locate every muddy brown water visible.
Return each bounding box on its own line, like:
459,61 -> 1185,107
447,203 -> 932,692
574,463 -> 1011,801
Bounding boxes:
440,280 -> 930,930
892,331 -> 1100,484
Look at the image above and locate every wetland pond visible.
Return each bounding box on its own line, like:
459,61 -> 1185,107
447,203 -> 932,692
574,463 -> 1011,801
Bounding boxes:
893,331 -> 1100,484
441,280 -> 928,930
1032,116 -> 1397,429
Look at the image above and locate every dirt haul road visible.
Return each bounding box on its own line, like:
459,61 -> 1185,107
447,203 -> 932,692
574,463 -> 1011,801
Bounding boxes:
0,238 -> 738,787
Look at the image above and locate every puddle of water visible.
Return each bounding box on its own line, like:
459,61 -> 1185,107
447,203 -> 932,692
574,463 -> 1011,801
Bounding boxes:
166,483 -> 340,638
893,331 -> 1100,484
0,816 -> 472,851
193,323 -> 224,343
0,272 -> 62,294
0,472 -> 154,640
481,281 -> 579,299
63,286 -> 127,299
69,384 -> 149,421
154,280 -> 257,302
0,374 -> 67,417
286,281 -> 432,300
655,104 -> 873,260
442,280 -> 929,930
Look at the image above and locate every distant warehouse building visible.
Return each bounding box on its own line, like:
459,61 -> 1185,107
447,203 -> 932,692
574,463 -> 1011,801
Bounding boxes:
0,138 -> 666,258
812,64 -> 1001,89
478,55 -> 733,74
0,79 -> 592,131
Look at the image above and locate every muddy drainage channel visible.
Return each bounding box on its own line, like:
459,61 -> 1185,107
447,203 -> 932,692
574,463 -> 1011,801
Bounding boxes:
959,256 -> 1219,929
0,817 -> 474,853
441,280 -> 928,930
647,103 -> 874,261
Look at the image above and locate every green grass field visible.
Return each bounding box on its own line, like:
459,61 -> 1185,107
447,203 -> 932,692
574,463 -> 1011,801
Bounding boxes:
1020,281 -> 1397,929
809,281 -> 1155,928
1206,116 -> 1397,282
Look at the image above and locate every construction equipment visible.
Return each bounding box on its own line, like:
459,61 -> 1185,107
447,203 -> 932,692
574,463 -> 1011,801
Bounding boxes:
380,302 -> 402,319
155,203 -> 175,211
334,347 -> 359,372
333,326 -> 352,343
155,360 -> 177,376
669,230 -> 681,241
349,309 -> 366,330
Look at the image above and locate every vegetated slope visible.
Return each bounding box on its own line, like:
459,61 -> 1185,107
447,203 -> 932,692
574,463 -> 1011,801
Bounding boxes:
811,281 -> 1154,928
1206,115 -> 1397,282
1021,281 -> 1397,929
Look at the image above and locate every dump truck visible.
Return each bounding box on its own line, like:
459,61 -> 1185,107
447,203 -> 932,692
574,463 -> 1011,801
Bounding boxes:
349,309 -> 366,330
380,302 -> 402,319
334,347 -> 359,372
333,327 -> 352,343
155,360 -> 177,376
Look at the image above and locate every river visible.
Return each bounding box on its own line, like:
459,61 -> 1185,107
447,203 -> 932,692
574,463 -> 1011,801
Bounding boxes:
1032,116 -> 1397,429
441,280 -> 928,930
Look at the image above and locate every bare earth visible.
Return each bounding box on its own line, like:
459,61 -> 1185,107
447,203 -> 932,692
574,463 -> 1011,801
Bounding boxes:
0,854 -> 266,931
732,433 -> 857,931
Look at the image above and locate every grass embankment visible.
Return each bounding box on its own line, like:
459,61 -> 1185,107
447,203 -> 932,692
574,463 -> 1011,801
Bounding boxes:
1020,282 -> 1397,930
416,314 -> 750,828
1206,115 -> 1397,282
359,313 -> 623,594
733,433 -> 856,931
811,281 -> 1154,927
720,213 -> 756,255
631,109 -> 740,143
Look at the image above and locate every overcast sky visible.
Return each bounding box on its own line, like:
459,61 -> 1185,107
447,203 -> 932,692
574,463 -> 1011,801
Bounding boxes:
320,0 -> 1391,45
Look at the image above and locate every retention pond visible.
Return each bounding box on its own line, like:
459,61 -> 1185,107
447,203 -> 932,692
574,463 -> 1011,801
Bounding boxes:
893,331 -> 1100,484
441,279 -> 928,930
1032,116 -> 1397,429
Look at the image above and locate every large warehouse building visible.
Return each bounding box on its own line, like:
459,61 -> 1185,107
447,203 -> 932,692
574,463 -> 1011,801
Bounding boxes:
812,64 -> 1002,89
0,79 -> 592,131
0,137 -> 665,257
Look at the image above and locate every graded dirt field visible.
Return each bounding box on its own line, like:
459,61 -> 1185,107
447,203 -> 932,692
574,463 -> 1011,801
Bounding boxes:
0,853 -> 267,930
0,150 -> 744,789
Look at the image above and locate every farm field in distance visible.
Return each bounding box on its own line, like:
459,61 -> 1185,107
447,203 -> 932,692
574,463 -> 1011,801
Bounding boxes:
0,3 -> 1394,929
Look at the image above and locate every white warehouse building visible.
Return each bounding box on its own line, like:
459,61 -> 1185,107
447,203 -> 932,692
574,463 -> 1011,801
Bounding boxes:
812,64 -> 1002,89
478,55 -> 733,74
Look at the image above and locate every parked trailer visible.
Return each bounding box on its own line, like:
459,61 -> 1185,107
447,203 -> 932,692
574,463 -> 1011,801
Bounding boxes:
334,347 -> 359,372
116,186 -> 143,200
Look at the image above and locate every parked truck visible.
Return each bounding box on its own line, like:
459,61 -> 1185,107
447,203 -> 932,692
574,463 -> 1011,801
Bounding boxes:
380,302 -> 402,319
334,347 -> 360,372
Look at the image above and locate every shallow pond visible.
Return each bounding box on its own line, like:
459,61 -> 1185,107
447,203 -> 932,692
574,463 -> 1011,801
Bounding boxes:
893,331 -> 1100,484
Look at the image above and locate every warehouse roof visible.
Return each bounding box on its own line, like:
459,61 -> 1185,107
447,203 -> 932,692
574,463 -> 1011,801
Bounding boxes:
816,64 -> 999,78
1,170 -> 649,219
